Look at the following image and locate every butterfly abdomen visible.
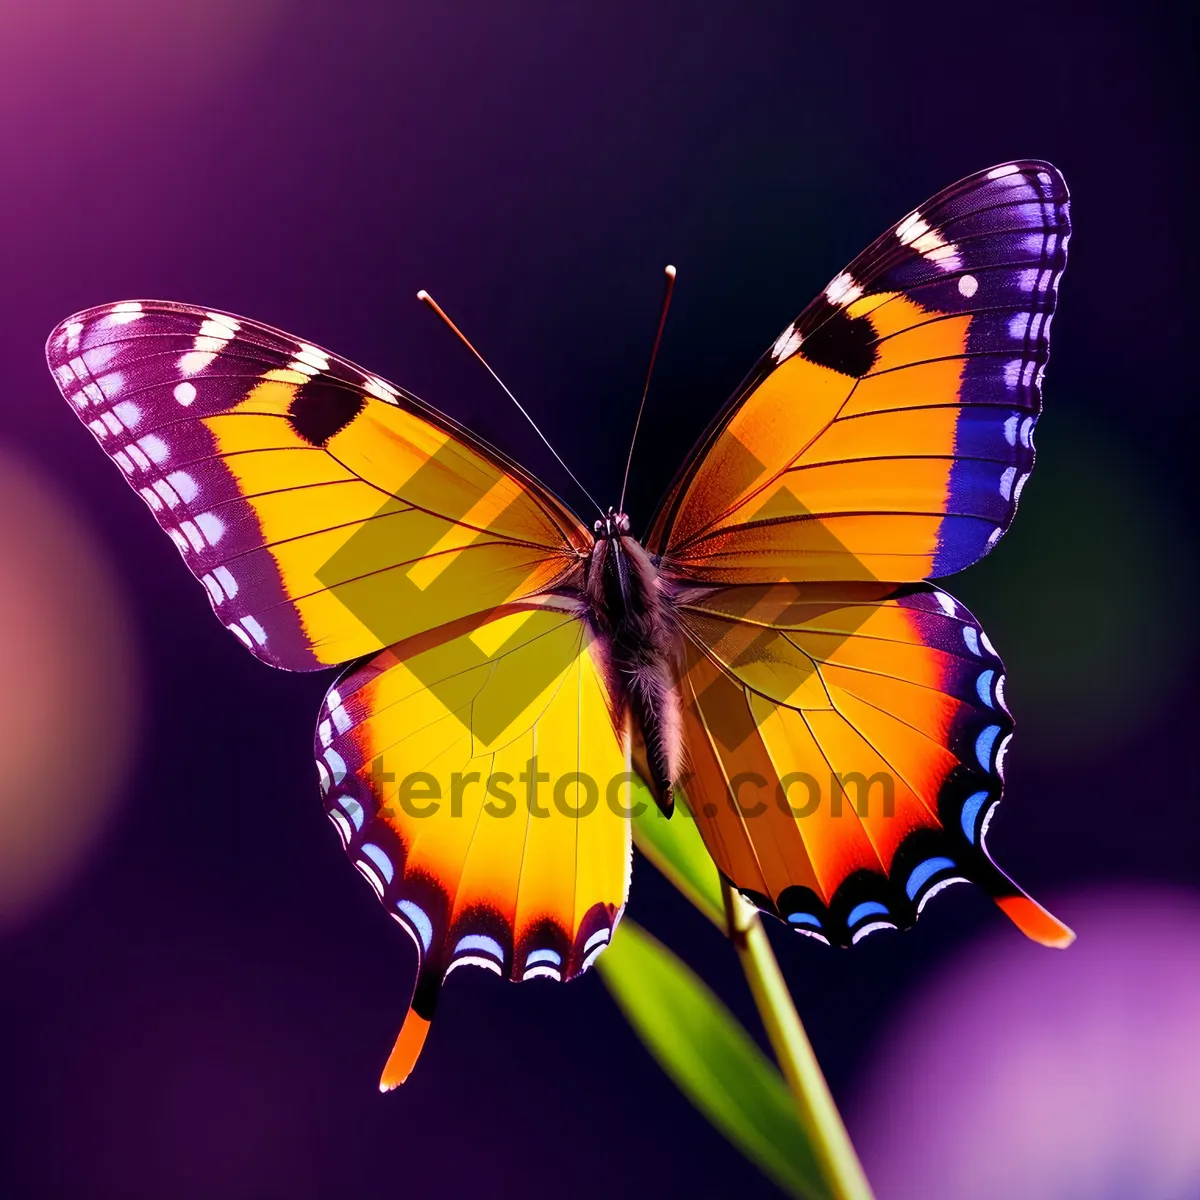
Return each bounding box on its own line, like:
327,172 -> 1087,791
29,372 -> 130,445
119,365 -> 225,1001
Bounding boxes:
586,531 -> 682,814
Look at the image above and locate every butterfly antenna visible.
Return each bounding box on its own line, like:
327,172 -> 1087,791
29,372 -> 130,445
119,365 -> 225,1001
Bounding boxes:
619,264 -> 676,512
417,290 -> 604,518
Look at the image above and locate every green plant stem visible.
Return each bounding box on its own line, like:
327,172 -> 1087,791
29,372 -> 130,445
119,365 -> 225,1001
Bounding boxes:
723,882 -> 876,1200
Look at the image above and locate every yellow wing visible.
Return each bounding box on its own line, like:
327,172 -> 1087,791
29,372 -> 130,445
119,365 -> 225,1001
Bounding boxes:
46,301 -> 590,670
315,601 -> 631,1087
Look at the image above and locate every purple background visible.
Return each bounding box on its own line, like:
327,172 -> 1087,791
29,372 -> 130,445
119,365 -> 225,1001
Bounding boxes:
2,2 -> 1197,1197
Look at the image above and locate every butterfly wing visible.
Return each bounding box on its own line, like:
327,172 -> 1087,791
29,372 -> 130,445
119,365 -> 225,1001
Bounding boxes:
647,161 -> 1070,584
650,161 -> 1072,944
317,601 -> 630,1086
673,581 -> 1071,947
46,302 -> 590,670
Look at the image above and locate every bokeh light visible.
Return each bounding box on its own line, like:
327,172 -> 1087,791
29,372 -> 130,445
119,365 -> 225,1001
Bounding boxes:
0,0 -> 284,126
852,886 -> 1200,1200
0,446 -> 138,931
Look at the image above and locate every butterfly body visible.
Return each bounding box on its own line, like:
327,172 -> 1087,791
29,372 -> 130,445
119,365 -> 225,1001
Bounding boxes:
46,160 -> 1078,1088
586,508 -> 683,815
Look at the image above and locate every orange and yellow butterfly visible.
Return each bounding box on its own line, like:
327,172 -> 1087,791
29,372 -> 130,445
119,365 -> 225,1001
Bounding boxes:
46,160 -> 1073,1090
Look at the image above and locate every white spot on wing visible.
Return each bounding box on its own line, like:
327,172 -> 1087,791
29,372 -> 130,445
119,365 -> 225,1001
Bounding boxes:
111,400 -> 139,427
824,272 -> 863,307
895,210 -> 962,270
241,615 -> 267,645
771,325 -> 803,364
329,811 -> 352,846
583,928 -> 611,953
292,344 -> 330,373
958,274 -> 978,298
179,521 -> 205,552
151,479 -> 181,508
173,382 -> 197,406
213,565 -> 238,599
107,301 -> 144,325
195,512 -> 224,546
227,621 -> 253,648
137,434 -> 169,465
364,376 -> 400,403
178,351 -> 217,375
165,471 -> 198,503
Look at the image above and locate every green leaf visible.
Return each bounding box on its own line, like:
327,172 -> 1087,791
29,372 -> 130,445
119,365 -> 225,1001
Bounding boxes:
598,919 -> 832,1200
631,784 -> 725,927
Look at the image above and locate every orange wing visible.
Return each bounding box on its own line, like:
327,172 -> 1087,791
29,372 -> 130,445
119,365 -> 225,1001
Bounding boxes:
649,161 -> 1072,946
46,301 -> 590,670
672,581 -> 1071,948
647,161 -> 1069,585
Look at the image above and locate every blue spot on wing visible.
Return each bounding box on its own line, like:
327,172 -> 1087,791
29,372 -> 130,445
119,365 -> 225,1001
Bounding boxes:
787,912 -> 822,929
961,789 -> 990,841
454,933 -> 505,962
396,900 -> 434,952
906,857 -> 957,899
361,842 -> 394,884
847,900 -> 890,926
976,724 -> 1002,771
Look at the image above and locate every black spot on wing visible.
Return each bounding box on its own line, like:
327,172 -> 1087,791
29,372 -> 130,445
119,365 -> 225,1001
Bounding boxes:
288,381 -> 365,446
799,298 -> 878,378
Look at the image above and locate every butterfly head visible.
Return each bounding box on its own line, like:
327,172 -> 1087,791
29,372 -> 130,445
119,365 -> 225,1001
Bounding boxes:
593,508 -> 632,540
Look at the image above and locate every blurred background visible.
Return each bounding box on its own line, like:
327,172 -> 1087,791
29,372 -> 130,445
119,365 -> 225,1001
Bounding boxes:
1,2 -> 1196,1197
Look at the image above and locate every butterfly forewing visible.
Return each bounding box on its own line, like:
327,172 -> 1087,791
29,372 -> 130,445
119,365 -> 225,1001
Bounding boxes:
648,160 -> 1069,583
46,301 -> 590,671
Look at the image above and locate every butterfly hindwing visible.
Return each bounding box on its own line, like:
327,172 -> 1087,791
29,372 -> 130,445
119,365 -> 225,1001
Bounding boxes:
46,302 -> 590,671
673,581 -> 1071,947
315,601 -> 631,1087
648,161 -> 1070,584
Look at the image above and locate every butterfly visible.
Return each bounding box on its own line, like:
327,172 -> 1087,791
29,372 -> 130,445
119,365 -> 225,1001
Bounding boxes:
47,160 -> 1073,1091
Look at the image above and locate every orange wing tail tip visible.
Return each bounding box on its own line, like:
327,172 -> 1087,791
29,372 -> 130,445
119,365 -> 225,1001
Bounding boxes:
996,894 -> 1076,949
378,1010 -> 431,1092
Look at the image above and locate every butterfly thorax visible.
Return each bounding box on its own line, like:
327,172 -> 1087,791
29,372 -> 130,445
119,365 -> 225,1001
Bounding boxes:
586,510 -> 682,815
